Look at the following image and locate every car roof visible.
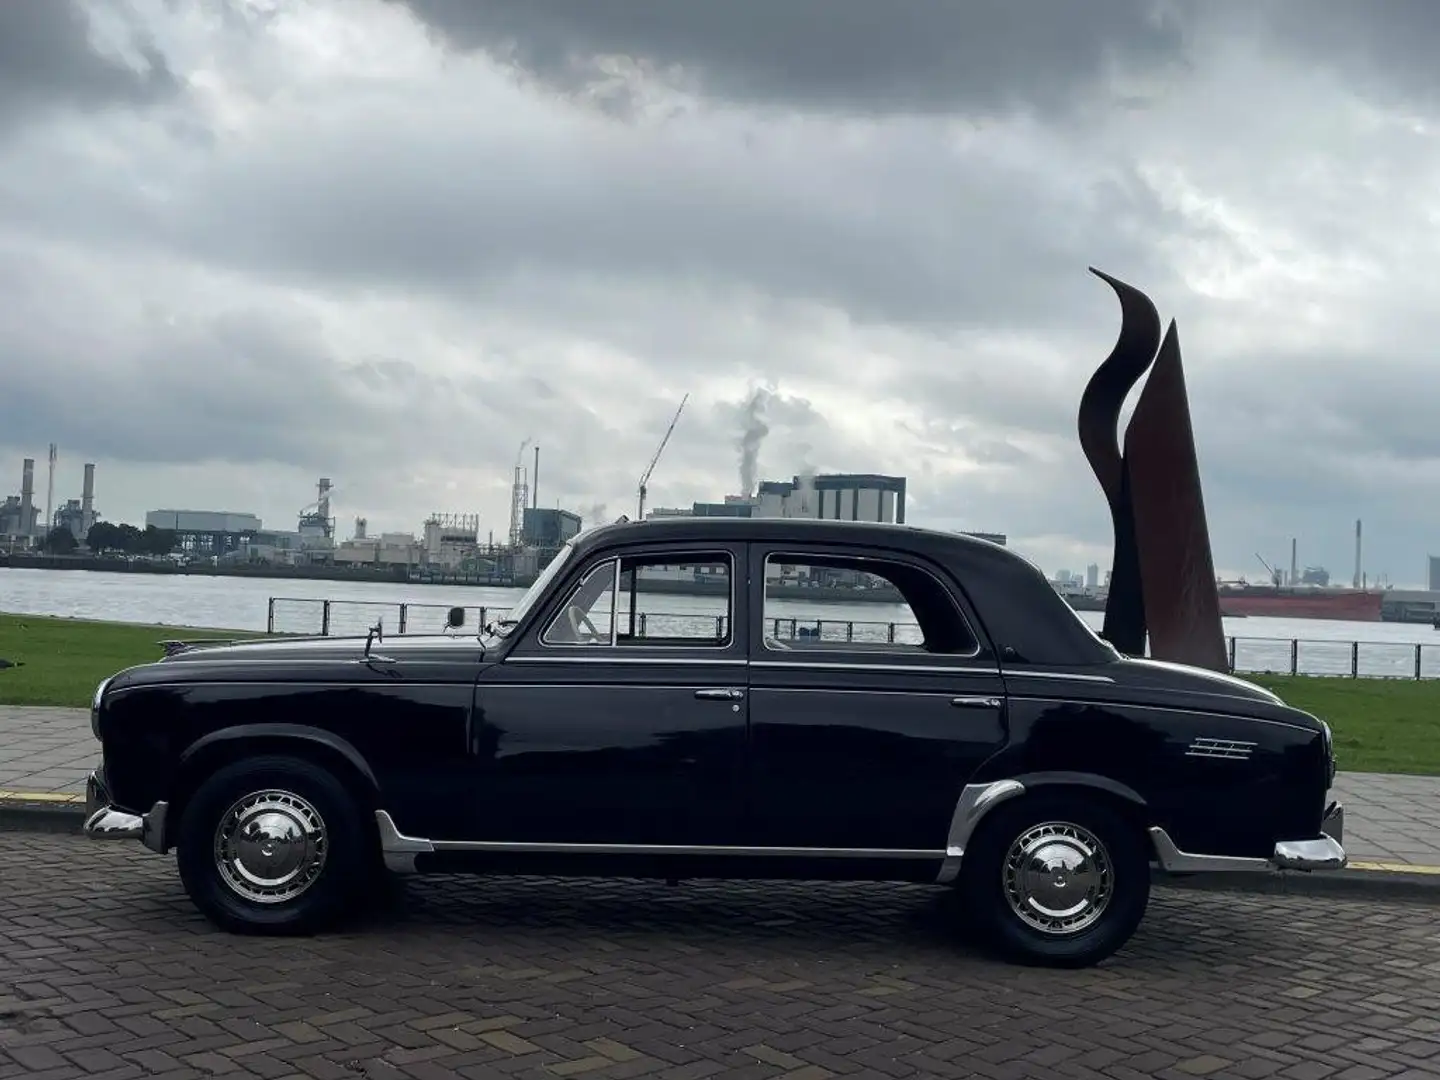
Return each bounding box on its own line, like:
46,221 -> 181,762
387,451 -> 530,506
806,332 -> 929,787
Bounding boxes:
574,515 -> 1007,558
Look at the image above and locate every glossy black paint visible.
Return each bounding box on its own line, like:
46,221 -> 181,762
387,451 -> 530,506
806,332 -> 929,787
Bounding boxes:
91,517 -> 1335,878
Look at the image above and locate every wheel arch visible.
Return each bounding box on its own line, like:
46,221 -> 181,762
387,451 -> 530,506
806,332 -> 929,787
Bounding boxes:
1000,771 -> 1151,836
164,725 -> 381,852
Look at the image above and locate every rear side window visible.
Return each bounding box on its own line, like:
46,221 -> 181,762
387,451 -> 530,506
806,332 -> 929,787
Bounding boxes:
761,552 -> 978,655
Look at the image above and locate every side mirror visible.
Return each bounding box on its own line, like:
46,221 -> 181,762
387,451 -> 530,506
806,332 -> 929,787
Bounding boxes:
446,606 -> 466,628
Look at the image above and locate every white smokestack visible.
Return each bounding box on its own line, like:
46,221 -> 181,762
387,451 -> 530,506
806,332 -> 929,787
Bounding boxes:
1353,519 -> 1363,589
19,458 -> 34,537
82,462 -> 95,529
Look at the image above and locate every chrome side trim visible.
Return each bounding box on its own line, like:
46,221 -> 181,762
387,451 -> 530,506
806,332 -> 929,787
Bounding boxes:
934,779 -> 1027,885
373,811 -> 943,874
751,660 -> 999,676
1150,811 -> 1348,875
376,810 -> 434,872
506,656 -> 744,666
1000,670 -> 1117,684
1148,828 -> 1270,873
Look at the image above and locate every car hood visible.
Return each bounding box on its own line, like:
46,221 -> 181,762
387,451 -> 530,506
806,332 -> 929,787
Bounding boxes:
154,633 -> 486,664
102,633 -> 490,693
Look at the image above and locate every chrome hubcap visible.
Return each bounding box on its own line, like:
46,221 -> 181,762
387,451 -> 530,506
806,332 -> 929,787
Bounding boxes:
1003,821 -> 1112,935
213,790 -> 327,904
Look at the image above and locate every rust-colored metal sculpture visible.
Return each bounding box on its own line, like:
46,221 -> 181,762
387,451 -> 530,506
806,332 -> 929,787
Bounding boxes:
1079,269 -> 1228,673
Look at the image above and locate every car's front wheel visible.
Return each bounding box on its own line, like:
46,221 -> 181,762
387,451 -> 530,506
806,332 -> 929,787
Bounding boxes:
176,754 -> 373,935
959,791 -> 1150,968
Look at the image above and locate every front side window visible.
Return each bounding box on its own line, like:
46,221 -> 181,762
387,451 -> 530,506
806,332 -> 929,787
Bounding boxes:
543,551 -> 733,647
761,552 -> 978,655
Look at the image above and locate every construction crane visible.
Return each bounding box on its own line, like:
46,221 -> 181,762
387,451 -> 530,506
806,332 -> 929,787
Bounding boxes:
1255,552 -> 1283,588
637,394 -> 689,521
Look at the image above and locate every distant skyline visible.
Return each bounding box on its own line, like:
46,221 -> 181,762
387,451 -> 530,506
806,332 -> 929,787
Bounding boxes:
3,2 -> 1440,587
1,449 -> 1409,589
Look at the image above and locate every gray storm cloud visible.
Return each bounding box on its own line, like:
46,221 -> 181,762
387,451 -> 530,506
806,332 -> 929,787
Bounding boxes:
3,0 -> 1440,580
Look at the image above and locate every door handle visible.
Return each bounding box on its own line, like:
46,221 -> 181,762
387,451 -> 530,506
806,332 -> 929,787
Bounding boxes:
695,688 -> 744,701
951,696 -> 1002,709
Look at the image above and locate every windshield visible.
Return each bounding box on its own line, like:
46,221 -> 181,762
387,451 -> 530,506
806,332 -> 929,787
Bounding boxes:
488,540 -> 576,638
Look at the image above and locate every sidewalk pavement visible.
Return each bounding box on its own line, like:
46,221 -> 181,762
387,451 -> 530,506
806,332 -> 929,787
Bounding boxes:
3,705 -> 1437,895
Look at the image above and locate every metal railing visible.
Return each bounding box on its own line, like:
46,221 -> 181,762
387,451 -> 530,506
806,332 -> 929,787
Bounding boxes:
265,596 -> 1440,679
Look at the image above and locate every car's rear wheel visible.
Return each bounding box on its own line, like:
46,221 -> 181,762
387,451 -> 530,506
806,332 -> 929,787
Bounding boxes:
176,754 -> 373,935
959,790 -> 1149,968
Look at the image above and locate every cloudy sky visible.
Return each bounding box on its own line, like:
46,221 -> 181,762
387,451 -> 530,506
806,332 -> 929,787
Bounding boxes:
3,0 -> 1440,585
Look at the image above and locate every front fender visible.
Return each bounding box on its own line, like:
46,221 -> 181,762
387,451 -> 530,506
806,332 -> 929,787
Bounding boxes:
178,723 -> 381,794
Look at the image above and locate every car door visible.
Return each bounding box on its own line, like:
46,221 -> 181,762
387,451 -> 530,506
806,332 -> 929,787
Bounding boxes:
462,540 -> 750,847
745,542 -> 1008,853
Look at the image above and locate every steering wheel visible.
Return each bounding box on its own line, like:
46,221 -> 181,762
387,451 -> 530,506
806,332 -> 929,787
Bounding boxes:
566,604 -> 603,643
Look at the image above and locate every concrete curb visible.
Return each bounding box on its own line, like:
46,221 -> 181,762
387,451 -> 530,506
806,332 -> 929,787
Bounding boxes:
0,793 -> 85,835
1153,864 -> 1440,904
1,795 -> 1436,901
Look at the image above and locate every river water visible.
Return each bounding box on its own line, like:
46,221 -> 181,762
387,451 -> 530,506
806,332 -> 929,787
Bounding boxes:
3,566 -> 1438,678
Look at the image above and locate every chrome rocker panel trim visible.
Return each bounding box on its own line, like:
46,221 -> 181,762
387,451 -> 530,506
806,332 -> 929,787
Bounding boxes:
83,773 -> 168,854
1149,801 -> 1347,875
374,811 -> 946,874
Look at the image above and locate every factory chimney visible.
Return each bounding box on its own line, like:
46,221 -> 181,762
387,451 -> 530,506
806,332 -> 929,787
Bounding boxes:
1353,519 -> 1363,590
19,458 -> 34,538
81,462 -> 95,532
45,443 -> 56,539
532,445 -> 540,510
1290,538 -> 1297,588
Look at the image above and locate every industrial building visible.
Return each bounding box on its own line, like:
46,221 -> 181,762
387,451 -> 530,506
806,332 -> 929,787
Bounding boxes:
649,473 -> 909,524
146,510 -> 264,556
523,507 -> 582,548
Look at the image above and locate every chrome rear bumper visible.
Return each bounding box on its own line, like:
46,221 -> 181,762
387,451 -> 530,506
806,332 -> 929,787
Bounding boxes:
1151,800 -> 1347,874
83,772 -> 168,854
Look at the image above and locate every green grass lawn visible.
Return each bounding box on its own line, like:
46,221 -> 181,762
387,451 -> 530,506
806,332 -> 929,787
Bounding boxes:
2,614 -> 1438,775
1249,674 -> 1440,776
0,613 -> 266,708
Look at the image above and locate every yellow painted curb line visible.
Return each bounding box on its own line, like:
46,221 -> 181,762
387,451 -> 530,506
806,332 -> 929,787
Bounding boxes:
1348,860 -> 1440,876
0,791 -> 85,804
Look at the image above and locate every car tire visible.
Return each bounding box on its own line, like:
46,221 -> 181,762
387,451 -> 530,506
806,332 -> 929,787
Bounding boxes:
959,790 -> 1150,968
175,754 -> 373,936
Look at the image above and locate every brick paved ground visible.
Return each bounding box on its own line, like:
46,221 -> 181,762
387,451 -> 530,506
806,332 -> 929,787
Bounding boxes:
2,835 -> 1440,1080
0,840 -> 1440,1077
2,705 -> 1437,868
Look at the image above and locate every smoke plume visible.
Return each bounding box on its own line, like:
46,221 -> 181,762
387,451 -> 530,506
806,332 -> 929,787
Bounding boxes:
737,386 -> 771,498
793,465 -> 817,516
586,502 -> 608,526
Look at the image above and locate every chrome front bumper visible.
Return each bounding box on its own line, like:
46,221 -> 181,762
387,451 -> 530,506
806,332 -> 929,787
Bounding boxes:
1151,801 -> 1348,875
83,772 -> 168,854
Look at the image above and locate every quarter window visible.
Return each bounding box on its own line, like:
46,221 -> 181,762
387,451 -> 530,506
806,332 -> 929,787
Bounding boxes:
542,552 -> 733,647
761,553 -> 978,655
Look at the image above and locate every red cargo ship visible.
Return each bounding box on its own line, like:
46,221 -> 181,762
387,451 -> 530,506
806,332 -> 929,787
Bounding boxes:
1215,585 -> 1384,622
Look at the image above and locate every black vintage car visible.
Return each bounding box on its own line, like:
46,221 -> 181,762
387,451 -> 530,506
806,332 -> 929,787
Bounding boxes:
84,517 -> 1344,967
